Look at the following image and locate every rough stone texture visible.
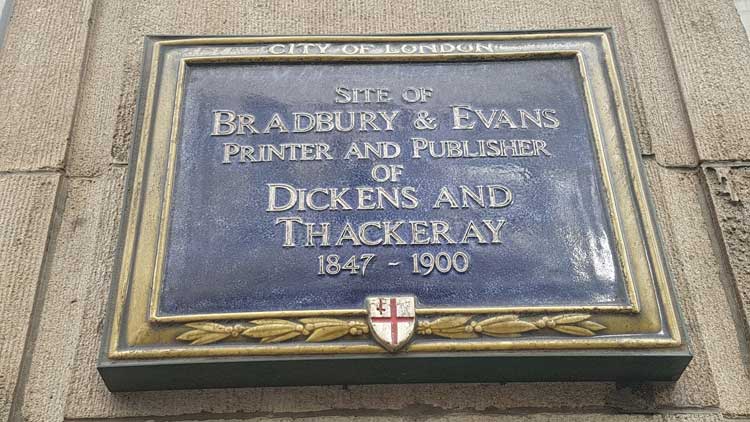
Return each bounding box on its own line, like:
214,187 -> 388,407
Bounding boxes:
645,164 -> 721,410
0,0 -> 92,172
645,162 -> 750,417
703,165 -> 750,341
63,414 -> 736,422
12,170 -> 125,422
614,0 -> 698,165
2,0 -> 750,421
658,0 -> 750,162
0,173 -> 60,421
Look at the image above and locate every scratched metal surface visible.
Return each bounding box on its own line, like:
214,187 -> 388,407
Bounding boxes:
157,59 -> 628,315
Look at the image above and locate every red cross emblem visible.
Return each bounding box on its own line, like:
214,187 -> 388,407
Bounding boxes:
366,296 -> 416,352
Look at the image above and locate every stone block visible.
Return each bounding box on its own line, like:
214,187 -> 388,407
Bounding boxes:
14,169 -> 125,422
0,0 -> 92,171
644,161 -> 750,416
703,165 -> 750,348
658,0 -> 750,161
0,173 -> 60,421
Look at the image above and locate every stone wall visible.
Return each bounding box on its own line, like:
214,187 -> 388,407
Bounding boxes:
1,1 -> 749,421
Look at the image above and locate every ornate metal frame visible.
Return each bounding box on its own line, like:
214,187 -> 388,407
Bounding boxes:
101,32 -> 687,372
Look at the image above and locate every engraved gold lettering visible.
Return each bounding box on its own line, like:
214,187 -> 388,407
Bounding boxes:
433,187 -> 460,209
336,223 -> 362,246
334,111 -> 355,132
383,221 -> 407,245
410,221 -> 431,245
306,188 -> 330,211
359,111 -> 379,131
359,222 -> 383,246
451,105 -> 475,129
460,186 -> 484,208
293,112 -> 315,133
305,222 -> 331,247
482,219 -> 507,243
488,185 -> 513,208
431,221 -> 456,244
378,111 -> 399,131
275,216 -> 303,247
222,143 -> 240,163
212,110 -> 236,135
401,187 -> 419,209
267,183 -> 297,212
519,109 -> 542,128
542,108 -> 560,128
356,187 -> 376,210
460,220 -> 487,244
263,113 -> 289,133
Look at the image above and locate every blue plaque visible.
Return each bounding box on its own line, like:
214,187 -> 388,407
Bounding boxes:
100,32 -> 690,391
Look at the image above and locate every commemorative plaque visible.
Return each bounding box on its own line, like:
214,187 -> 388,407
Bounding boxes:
100,32 -> 690,391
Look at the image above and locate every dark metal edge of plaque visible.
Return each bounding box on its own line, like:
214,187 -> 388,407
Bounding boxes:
98,30 -> 692,391
99,350 -> 691,392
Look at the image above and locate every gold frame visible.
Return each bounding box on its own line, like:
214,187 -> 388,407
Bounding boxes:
106,33 -> 683,360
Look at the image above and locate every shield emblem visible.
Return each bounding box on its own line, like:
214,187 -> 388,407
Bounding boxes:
366,296 -> 416,352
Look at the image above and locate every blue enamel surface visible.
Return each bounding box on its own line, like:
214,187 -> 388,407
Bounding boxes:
157,59 -> 629,316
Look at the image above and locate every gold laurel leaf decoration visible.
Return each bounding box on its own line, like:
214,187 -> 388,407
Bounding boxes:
435,327 -> 477,339
189,332 -> 233,345
418,315 -> 474,339
242,323 -> 299,339
579,320 -> 606,331
416,314 -> 607,340
552,314 -> 591,324
306,325 -> 352,342
176,318 -> 369,345
552,325 -> 596,337
176,313 -> 607,345
260,331 -> 303,344
176,329 -> 232,345
475,315 -> 518,326
418,316 -> 476,339
309,320 -> 369,342
479,320 -> 539,336
242,319 -> 304,343
175,330 -> 206,342
176,322 -> 237,345
428,315 -> 473,329
433,328 -> 477,339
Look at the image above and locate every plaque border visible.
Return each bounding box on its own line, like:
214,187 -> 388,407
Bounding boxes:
149,49 -> 639,323
102,32 -> 688,366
